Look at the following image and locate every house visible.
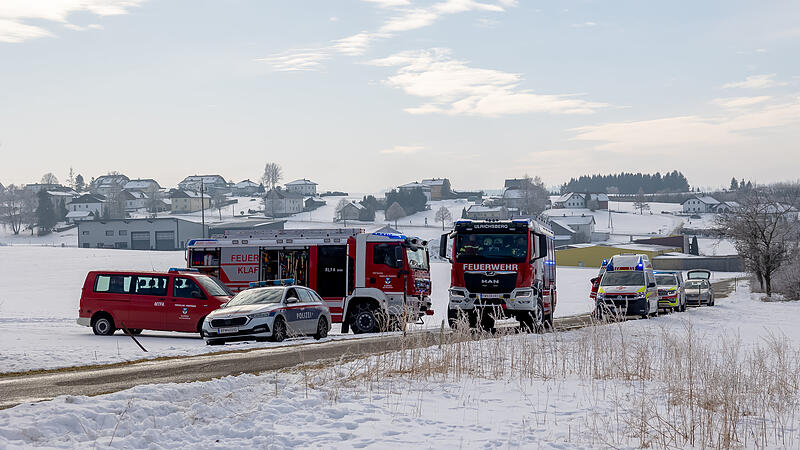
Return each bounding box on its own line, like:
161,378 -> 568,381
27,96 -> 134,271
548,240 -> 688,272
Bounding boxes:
421,178 -> 451,201
77,218 -> 207,250
67,193 -> 106,218
464,205 -> 508,220
587,193 -> 609,210
714,201 -> 740,213
123,179 -> 161,192
233,179 -> 261,197
398,182 -> 431,202
285,179 -> 318,196
263,188 -> 303,217
45,190 -> 79,213
24,183 -> 63,194
548,215 -> 596,244
120,190 -> 149,212
682,195 -> 720,213
178,175 -> 228,194
502,189 -> 525,210
90,174 -> 130,196
552,193 -> 586,209
304,197 -> 326,212
337,202 -> 364,221
170,190 -> 211,213
65,210 -> 95,223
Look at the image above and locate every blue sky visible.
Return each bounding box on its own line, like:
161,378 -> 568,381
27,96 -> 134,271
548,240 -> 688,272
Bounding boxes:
1,0 -> 798,192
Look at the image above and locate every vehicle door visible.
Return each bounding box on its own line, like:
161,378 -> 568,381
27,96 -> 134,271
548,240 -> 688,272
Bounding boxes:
92,274 -> 132,328
368,243 -> 404,314
129,275 -> 169,330
282,287 -> 304,336
645,271 -> 658,312
296,288 -> 322,334
167,276 -> 208,332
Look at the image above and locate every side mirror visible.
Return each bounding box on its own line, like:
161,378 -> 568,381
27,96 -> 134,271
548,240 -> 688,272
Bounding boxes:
648,282 -> 656,288
285,297 -> 298,304
394,246 -> 404,267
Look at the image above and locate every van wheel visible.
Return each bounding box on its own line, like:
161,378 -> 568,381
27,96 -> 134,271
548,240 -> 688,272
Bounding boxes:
314,317 -> 329,340
92,315 -> 115,336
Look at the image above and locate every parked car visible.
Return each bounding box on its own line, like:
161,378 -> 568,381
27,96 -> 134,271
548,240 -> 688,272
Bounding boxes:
685,269 -> 714,306
655,270 -> 686,312
78,268 -> 233,336
202,284 -> 332,345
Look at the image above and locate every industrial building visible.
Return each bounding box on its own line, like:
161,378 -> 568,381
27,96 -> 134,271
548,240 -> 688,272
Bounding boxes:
77,218 -> 207,250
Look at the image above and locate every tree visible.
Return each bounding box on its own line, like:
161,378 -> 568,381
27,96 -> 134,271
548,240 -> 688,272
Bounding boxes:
633,191 -> 650,214
213,192 -> 228,220
146,185 -> 161,217
715,187 -> 800,297
261,162 -> 283,190
385,202 -> 406,228
689,236 -> 700,255
35,190 -> 57,234
41,172 -> 59,185
519,174 -> 549,216
335,198 -> 349,224
1,185 -> 26,235
435,206 -> 452,230
67,167 -> 75,190
730,177 -> 739,191
74,174 -> 85,192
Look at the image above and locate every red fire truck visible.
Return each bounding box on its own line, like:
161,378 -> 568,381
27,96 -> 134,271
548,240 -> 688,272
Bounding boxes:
439,219 -> 556,331
186,228 -> 432,334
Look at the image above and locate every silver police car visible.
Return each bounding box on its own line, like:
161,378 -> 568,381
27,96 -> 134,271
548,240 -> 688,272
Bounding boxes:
202,284 -> 332,345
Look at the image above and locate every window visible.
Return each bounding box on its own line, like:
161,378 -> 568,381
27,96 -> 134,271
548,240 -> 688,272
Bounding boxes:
105,230 -> 114,236
95,275 -> 132,294
173,277 -> 206,299
82,231 -> 90,235
285,288 -> 300,301
119,230 -> 127,236
297,288 -> 315,303
373,243 -> 401,269
115,242 -> 128,249
132,276 -> 168,296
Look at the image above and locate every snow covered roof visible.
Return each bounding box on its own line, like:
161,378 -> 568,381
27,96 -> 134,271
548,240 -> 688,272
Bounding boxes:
286,179 -> 317,186
550,215 -> 595,226
398,182 -> 430,190
93,174 -> 129,187
682,195 -> 720,205
503,189 -> 524,199
124,179 -> 160,190
467,205 -> 505,213
70,194 -> 105,204
172,190 -> 210,199
123,190 -> 148,200
66,210 -> 94,218
180,175 -> 227,185
421,178 -> 447,186
555,193 -> 585,203
235,179 -> 260,188
342,202 -> 365,210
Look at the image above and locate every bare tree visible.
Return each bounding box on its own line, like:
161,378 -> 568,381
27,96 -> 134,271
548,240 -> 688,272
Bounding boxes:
146,186 -> 161,218
261,163 -> 283,190
435,205 -> 452,230
334,198 -> 349,223
716,187 -> 800,297
385,202 -> 406,228
41,172 -> 59,185
520,174 -> 549,216
1,185 -> 26,235
633,191 -> 650,214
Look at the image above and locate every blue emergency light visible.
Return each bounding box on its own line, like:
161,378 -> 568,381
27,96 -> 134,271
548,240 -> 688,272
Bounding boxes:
249,278 -> 295,288
169,267 -> 199,273
372,232 -> 406,240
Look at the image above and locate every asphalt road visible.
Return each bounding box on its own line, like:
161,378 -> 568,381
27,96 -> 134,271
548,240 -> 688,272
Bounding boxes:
0,315 -> 592,410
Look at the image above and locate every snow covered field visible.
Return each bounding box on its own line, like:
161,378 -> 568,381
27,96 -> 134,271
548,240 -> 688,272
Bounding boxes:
0,247 -> 596,373
2,281 -> 799,449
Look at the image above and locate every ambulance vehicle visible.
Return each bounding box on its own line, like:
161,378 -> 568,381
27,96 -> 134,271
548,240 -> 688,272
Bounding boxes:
595,254 -> 659,319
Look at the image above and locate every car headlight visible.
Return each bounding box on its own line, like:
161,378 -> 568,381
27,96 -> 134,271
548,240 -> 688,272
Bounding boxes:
449,289 -> 466,298
247,312 -> 272,319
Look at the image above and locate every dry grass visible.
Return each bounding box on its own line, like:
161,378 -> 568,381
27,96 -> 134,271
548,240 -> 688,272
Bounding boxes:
283,315 -> 800,448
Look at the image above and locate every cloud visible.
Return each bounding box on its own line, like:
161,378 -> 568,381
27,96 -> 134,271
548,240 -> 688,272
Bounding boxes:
361,0 -> 411,7
380,0 -> 506,33
711,96 -> 771,108
369,48 -> 608,116
571,96 -> 800,152
255,48 -> 330,72
0,0 -> 143,43
571,21 -> 597,28
721,74 -> 787,89
333,32 -> 385,56
380,145 -> 425,154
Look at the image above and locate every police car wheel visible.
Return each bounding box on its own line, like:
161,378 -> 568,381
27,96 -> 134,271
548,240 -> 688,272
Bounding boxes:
271,317 -> 287,342
92,316 -> 115,336
314,317 -> 328,340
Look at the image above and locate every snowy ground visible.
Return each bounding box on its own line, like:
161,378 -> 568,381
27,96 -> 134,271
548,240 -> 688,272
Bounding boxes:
0,247 -> 597,374
2,281 -> 798,449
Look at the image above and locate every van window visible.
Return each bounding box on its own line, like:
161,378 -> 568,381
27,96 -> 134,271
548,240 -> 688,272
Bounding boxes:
133,276 -> 168,296
173,277 -> 206,299
95,275 -> 132,294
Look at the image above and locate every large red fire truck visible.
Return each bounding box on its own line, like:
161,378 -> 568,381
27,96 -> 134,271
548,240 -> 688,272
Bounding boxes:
439,219 -> 556,331
186,228 -> 432,334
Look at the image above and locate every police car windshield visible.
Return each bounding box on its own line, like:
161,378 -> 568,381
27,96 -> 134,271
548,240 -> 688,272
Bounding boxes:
454,233 -> 527,263
226,288 -> 283,306
196,276 -> 233,296
655,274 -> 677,286
407,247 -> 428,270
601,271 -> 645,286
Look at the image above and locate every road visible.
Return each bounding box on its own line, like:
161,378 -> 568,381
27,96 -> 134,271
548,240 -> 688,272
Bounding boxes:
0,315 -> 592,409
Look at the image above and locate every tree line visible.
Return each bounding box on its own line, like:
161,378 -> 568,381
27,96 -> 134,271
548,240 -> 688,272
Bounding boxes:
560,171 -> 690,194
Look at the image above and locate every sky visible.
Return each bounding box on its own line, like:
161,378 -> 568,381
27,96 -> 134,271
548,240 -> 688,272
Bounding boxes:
0,0 -> 799,193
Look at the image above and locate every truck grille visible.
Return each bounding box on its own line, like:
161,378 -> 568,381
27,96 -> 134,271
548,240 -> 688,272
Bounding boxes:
464,272 -> 517,294
210,317 -> 247,327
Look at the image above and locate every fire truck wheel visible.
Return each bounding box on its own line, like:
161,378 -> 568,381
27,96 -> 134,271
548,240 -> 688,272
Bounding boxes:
351,303 -> 380,334
479,310 -> 495,333
519,301 -> 544,333
271,317 -> 287,342
91,314 -> 115,336
314,317 -> 329,340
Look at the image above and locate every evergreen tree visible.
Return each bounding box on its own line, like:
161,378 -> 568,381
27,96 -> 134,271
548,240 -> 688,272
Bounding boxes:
35,190 -> 57,234
690,236 -> 700,256
75,174 -> 85,192
730,177 -> 739,191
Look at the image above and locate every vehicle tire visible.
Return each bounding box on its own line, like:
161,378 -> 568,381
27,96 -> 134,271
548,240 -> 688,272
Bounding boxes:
350,303 -> 380,334
480,310 -> 495,333
314,317 -> 329,340
468,310 -> 478,328
92,315 -> 115,336
519,300 -> 544,333
448,309 -> 472,329
709,295 -> 715,306
271,317 -> 287,342
206,339 -> 224,346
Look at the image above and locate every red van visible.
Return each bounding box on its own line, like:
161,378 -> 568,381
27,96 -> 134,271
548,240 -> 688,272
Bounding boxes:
77,268 -> 233,336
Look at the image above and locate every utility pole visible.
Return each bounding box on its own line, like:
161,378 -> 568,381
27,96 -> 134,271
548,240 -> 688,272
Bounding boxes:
200,179 -> 206,238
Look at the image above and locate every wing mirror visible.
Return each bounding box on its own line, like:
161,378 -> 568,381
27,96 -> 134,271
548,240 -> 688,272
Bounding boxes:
394,245 -> 404,268
648,282 -> 656,288
285,296 -> 298,304
439,233 -> 449,261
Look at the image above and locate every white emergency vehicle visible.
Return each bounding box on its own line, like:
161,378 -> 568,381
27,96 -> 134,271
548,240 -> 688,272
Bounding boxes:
595,254 -> 659,319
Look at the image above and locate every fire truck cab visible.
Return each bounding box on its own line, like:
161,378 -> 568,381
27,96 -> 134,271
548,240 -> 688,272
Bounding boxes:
186,228 -> 432,334
439,219 -> 556,332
